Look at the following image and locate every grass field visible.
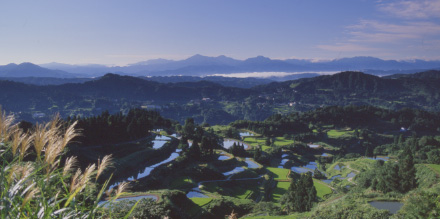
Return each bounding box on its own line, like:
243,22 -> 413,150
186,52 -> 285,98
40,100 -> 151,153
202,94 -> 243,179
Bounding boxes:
262,146 -> 271,152
209,125 -> 229,132
345,158 -> 376,171
273,137 -> 295,146
326,129 -> 354,138
313,179 -> 333,199
272,181 -> 290,201
426,164 -> 440,174
267,167 -> 290,180
243,137 -> 266,146
243,136 -> 294,147
190,197 -> 213,207
232,187 -> 253,199
169,176 -> 195,189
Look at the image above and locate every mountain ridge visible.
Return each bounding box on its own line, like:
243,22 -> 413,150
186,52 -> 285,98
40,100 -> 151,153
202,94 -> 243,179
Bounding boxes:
29,55 -> 440,78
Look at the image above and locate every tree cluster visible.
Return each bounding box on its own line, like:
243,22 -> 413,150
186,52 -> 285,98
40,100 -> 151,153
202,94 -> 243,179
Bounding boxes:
281,173 -> 317,213
357,145 -> 417,193
229,142 -> 246,157
67,109 -> 173,146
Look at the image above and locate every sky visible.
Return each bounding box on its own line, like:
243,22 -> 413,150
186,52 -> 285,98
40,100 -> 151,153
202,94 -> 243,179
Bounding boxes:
1,0 -> 440,66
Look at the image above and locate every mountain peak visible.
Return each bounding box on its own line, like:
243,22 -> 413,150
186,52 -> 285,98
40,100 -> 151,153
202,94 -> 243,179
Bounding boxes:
186,54 -> 209,60
244,56 -> 271,62
18,62 -> 40,67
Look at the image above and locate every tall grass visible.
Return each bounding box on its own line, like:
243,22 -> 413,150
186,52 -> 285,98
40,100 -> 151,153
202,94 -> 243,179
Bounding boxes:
0,110 -> 133,218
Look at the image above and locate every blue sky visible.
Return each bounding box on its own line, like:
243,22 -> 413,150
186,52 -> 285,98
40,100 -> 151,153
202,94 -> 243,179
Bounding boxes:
1,0 -> 439,65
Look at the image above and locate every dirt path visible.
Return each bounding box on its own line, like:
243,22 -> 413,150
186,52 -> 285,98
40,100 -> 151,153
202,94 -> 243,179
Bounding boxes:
345,165 -> 359,184
319,194 -> 346,207
346,164 -> 360,173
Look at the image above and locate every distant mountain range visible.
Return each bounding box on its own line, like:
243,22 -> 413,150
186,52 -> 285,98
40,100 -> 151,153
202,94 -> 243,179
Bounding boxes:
2,55 -> 440,78
0,63 -> 78,78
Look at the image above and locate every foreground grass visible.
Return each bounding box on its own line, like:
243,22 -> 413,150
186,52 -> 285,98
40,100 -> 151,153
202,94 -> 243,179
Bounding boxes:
0,112 -> 130,218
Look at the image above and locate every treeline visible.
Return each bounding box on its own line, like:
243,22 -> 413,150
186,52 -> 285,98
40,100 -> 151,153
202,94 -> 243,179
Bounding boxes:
66,109 -> 174,146
176,118 -> 223,160
230,114 -> 310,137
297,105 -> 440,133
357,145 -> 417,193
258,71 -> 440,111
231,105 -> 440,137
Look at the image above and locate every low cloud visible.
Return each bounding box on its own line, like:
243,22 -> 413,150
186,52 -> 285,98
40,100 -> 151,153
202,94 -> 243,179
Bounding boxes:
211,71 -> 338,78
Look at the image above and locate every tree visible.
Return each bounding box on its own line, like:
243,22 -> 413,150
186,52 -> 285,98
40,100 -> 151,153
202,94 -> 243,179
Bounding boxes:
183,118 -> 195,139
230,142 -> 238,155
265,138 -> 271,146
200,136 -> 210,155
178,136 -> 189,151
399,145 -> 417,193
254,147 -> 262,160
313,168 -> 326,179
188,140 -> 201,160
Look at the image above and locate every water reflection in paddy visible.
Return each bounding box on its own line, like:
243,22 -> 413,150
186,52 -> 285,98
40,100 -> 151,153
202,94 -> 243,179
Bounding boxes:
369,201 -> 403,214
291,161 -> 317,174
218,155 -> 230,160
110,149 -> 181,189
346,172 -> 356,178
223,167 -> 245,176
187,191 -> 208,198
152,140 -> 167,149
304,162 -> 317,170
367,157 -> 390,161
239,132 -> 254,137
334,164 -> 344,170
291,166 -> 313,174
223,139 -> 249,149
322,175 -> 341,184
155,135 -> 171,141
245,158 -> 259,168
308,144 -> 320,148
322,172 -> 356,184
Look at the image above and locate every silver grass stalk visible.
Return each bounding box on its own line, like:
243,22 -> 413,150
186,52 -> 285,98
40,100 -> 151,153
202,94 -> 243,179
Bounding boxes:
96,155 -> 113,180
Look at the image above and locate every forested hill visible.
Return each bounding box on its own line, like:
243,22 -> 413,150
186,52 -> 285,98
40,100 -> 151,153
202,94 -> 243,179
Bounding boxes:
2,71 -> 440,124
0,73 -> 250,108
255,70 -> 440,111
384,70 -> 440,80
